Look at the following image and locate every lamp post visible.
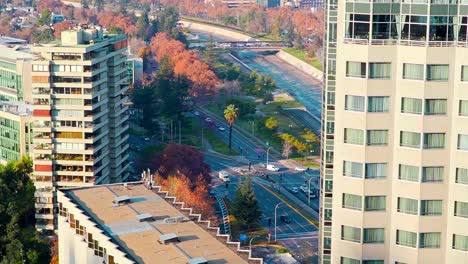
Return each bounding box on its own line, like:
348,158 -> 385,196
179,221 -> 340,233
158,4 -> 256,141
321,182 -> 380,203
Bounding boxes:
266,146 -> 272,168
249,235 -> 259,258
274,202 -> 284,242
307,177 -> 314,205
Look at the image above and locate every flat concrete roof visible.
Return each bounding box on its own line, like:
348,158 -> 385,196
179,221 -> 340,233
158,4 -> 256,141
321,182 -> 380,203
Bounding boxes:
64,183 -> 248,264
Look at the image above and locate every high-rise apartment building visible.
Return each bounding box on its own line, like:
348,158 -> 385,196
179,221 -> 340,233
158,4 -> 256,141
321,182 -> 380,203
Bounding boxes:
320,1 -> 468,263
31,25 -> 130,231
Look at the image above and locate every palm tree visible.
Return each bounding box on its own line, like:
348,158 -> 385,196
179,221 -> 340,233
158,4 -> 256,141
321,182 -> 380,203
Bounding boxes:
224,104 -> 239,150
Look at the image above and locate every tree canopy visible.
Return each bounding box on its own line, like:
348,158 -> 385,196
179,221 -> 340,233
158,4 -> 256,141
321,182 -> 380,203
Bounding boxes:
231,175 -> 261,229
0,157 -> 51,264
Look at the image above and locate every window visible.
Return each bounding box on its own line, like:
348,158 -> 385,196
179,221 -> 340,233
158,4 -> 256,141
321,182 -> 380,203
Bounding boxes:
420,200 -> 442,216
396,230 -> 417,248
365,163 -> 387,179
346,13 -> 370,40
422,166 -> 444,182
368,96 -> 389,112
399,164 -> 419,182
32,64 -> 49,72
453,234 -> 468,251
343,161 -> 363,178
423,133 -> 445,149
365,196 -> 386,211
372,14 -> 398,40
427,65 -> 449,81
455,201 -> 468,218
420,233 -> 441,248
401,16 -> 427,41
345,128 -> 364,145
403,63 -> 424,80
345,95 -> 365,112
462,65 -> 468,81
458,134 -> 468,150
346,61 -> 366,78
398,197 -> 418,215
456,168 -> 468,184
341,257 -> 360,264
401,98 -> 422,114
363,228 -> 385,243
343,193 -> 362,210
459,100 -> 468,116
369,63 -> 391,79
367,130 -> 388,146
341,225 -> 361,243
363,261 -> 384,264
425,99 -> 447,115
400,131 -> 421,148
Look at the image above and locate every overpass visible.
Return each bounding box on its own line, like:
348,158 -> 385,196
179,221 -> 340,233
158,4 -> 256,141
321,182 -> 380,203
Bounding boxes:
189,41 -> 292,50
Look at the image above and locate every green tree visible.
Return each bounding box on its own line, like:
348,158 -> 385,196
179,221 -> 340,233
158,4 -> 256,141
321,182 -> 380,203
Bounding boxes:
0,157 -> 50,263
265,117 -> 279,130
224,104 -> 239,150
136,10 -> 150,40
232,176 -> 261,229
37,10 -> 51,26
108,26 -> 124,35
93,0 -> 104,12
32,28 -> 54,43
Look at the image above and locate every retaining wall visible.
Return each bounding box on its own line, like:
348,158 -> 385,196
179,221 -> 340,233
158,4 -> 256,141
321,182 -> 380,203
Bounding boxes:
275,50 -> 324,82
179,20 -> 252,41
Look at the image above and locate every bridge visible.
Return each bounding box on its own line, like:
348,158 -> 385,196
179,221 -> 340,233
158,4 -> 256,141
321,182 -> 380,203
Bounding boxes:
189,41 -> 292,50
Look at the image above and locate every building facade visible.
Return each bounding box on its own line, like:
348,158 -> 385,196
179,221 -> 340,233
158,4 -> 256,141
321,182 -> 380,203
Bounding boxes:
0,45 -> 32,103
320,1 -> 468,263
31,26 -> 130,231
0,102 -> 33,163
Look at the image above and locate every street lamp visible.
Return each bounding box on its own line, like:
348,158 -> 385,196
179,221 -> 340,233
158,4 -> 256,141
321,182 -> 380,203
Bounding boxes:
307,177 -> 314,205
266,146 -> 272,168
274,202 -> 284,242
249,235 -> 259,259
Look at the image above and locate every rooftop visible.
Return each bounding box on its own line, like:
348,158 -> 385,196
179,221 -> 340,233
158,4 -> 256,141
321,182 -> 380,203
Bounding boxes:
62,183 -> 249,264
0,36 -> 27,45
0,44 -> 32,62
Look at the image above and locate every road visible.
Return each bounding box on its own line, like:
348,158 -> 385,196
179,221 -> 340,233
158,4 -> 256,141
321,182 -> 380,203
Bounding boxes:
204,153 -> 318,262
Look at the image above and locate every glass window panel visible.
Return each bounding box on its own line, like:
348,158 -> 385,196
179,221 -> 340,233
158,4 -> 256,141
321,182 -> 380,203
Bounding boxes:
345,128 -> 365,145
420,200 -> 443,216
420,233 -> 441,248
363,261 -> 384,264
459,100 -> 468,116
456,168 -> 468,184
401,97 -> 422,114
342,225 -> 361,242
425,99 -> 447,115
365,196 -> 386,211
367,130 -> 388,146
365,163 -> 387,179
397,230 -> 417,247
461,66 -> 468,81
343,161 -> 363,178
346,61 -> 366,78
403,63 -> 424,80
369,63 -> 391,79
398,197 -> 418,214
427,64 -> 449,81
400,131 -> 421,148
453,234 -> 468,251
343,193 -> 362,210
458,134 -> 468,150
363,228 -> 385,243
345,95 -> 365,111
341,257 -> 361,264
423,133 -> 445,149
455,201 -> 468,218
422,166 -> 444,182
368,96 -> 389,112
399,164 -> 419,182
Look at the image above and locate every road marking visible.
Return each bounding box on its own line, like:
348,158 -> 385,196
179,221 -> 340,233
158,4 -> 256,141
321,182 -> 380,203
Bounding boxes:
254,179 -> 318,227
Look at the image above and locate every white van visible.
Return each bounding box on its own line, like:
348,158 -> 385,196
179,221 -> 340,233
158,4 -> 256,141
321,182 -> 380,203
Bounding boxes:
218,170 -> 230,182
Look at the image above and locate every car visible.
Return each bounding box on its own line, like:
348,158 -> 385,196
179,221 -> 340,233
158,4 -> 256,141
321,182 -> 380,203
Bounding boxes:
259,163 -> 266,168
215,123 -> 221,128
295,166 -> 306,172
218,127 -> 226,131
290,187 -> 299,194
193,111 -> 200,116
205,117 -> 212,122
267,164 -> 280,171
280,215 -> 291,223
144,137 -> 150,141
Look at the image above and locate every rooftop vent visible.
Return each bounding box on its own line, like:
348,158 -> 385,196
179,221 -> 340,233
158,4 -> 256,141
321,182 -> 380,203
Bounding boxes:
159,233 -> 179,244
187,257 -> 208,264
163,216 -> 185,224
136,213 -> 153,223
113,195 -> 130,206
